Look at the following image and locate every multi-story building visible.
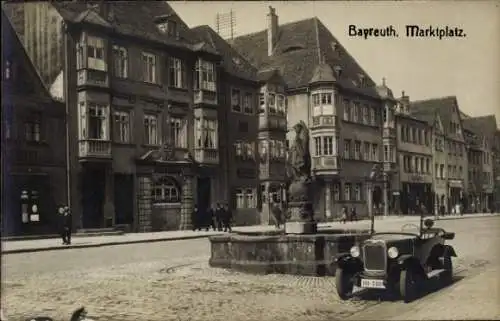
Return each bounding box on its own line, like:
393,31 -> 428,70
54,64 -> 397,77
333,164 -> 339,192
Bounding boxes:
1,10 -> 67,236
463,116 -> 497,211
394,92 -> 434,214
231,7 -> 392,220
4,2 -> 242,231
411,96 -> 468,213
191,25 -> 261,225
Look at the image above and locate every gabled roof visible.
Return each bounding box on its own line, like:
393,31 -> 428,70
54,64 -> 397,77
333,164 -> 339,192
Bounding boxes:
51,1 -> 196,49
190,25 -> 257,82
230,17 -> 379,96
463,115 -> 498,144
410,96 -> 461,134
309,62 -> 336,84
1,8 -> 52,103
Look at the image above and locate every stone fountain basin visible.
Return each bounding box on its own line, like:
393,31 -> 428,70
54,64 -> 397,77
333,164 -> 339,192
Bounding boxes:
209,227 -> 371,276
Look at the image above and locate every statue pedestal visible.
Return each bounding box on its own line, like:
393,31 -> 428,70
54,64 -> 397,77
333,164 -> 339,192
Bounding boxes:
285,179 -> 317,235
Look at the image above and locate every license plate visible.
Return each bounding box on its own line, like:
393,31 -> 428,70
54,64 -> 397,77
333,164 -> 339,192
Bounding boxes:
361,279 -> 385,289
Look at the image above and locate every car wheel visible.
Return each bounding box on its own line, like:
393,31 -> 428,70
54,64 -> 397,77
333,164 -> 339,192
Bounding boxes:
399,269 -> 418,303
335,267 -> 354,300
441,254 -> 453,285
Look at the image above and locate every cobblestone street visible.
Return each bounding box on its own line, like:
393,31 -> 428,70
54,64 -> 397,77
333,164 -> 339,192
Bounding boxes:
2,216 -> 500,321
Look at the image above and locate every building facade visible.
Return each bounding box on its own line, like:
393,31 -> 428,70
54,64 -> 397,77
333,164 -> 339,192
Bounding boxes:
394,92 -> 433,214
4,2 -> 262,231
1,10 -> 67,236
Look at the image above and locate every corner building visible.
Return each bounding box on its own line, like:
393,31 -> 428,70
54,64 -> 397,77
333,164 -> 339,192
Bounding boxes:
231,7 -> 398,220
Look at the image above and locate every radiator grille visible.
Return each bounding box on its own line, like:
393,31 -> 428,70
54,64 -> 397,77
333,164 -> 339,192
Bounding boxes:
363,243 -> 386,271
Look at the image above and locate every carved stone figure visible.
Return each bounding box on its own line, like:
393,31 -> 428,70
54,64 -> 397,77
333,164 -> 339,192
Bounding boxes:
287,120 -> 311,181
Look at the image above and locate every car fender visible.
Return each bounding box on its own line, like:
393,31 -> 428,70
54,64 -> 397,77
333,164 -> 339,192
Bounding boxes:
444,244 -> 457,257
334,253 -> 363,271
397,254 -> 426,277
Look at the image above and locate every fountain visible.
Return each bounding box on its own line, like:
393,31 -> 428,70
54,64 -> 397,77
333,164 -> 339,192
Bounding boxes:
209,121 -> 371,276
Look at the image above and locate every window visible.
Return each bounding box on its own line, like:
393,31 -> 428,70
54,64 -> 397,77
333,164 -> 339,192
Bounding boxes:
195,118 -> 217,149
236,188 -> 256,208
362,105 -> 369,124
426,158 -> 430,174
384,145 -> 389,162
354,141 -> 361,159
370,107 -> 376,125
246,141 -> 256,159
344,183 -> 351,201
244,93 -> 253,114
112,45 -> 128,78
170,117 -> 187,148
158,20 -> 177,37
354,183 -> 362,201
141,52 -> 157,83
24,114 -> 41,142
435,163 -> 439,178
259,140 -> 268,159
371,144 -> 379,161
87,103 -> 107,140
234,141 -> 243,157
113,111 -> 130,143
333,183 -> 340,201
363,142 -> 370,160
246,188 -> 256,208
400,125 -> 406,142
144,114 -> 158,145
344,140 -> 351,159
323,136 -> 334,156
231,88 -> 241,112
236,189 -> 246,208
87,35 -> 106,71
152,177 -> 180,203
194,59 -> 216,92
276,94 -> 286,115
440,164 -> 444,179
259,92 -> 266,113
312,91 -> 334,116
168,57 -> 186,88
314,137 -> 321,156
268,93 -> 276,113
351,102 -> 358,122
343,99 -> 350,121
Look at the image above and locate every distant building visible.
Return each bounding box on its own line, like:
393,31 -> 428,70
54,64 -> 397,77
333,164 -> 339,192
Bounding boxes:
231,7 -> 395,220
1,10 -> 67,236
411,96 -> 468,213
394,92 -> 434,214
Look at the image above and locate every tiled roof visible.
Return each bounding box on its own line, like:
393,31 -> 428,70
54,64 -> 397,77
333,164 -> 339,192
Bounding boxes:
51,1 -> 196,49
309,62 -> 336,84
410,96 -> 459,133
230,17 -> 379,96
190,25 -> 257,82
463,115 -> 498,141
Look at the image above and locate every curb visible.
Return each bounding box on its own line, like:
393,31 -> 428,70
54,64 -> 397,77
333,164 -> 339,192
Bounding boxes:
2,231 -> 125,242
2,233 -> 223,255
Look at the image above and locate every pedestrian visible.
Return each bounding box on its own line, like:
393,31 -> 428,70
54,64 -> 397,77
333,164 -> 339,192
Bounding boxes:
271,202 -> 283,228
350,207 -> 358,222
191,204 -> 199,231
340,206 -> 347,224
60,205 -> 72,245
207,206 -> 216,231
223,203 -> 233,232
215,203 -> 224,231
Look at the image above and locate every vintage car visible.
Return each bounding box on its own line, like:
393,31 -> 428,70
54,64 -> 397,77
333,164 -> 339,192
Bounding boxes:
335,218 -> 457,303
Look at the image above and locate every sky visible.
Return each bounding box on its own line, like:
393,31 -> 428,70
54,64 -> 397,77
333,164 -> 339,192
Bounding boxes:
170,0 -> 500,125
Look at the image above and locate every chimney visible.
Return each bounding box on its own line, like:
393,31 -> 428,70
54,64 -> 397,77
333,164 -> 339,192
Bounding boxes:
267,6 -> 278,56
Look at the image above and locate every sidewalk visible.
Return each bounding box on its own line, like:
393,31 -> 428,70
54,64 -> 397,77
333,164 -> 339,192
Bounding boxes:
2,213 -> 498,255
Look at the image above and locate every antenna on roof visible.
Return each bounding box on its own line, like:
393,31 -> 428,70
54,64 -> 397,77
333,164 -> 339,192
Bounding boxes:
215,9 -> 236,40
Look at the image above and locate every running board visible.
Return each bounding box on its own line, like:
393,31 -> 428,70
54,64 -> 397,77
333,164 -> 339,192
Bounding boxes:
427,269 -> 445,278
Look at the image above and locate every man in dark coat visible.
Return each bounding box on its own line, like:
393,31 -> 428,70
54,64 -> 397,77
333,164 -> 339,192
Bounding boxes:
350,207 -> 358,222
222,203 -> 233,232
215,203 -> 223,231
59,205 -> 72,245
207,205 -> 216,231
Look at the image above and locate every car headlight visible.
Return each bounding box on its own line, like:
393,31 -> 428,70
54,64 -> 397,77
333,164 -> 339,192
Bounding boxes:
350,246 -> 360,258
387,246 -> 399,259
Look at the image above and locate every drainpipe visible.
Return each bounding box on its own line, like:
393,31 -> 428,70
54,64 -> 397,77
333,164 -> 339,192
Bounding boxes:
62,21 -> 73,224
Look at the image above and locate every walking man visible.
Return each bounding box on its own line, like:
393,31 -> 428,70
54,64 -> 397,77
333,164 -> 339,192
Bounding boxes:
222,203 -> 233,232
191,204 -> 199,231
215,203 -> 223,231
207,205 -> 216,231
59,205 -> 72,245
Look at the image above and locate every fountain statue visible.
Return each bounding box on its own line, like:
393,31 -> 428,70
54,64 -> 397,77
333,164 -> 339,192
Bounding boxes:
285,120 -> 317,234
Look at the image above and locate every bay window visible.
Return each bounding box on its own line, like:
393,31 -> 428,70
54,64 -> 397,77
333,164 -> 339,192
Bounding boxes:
323,136 -> 334,156
231,88 -> 241,112
194,59 -> 216,92
195,118 -> 218,149
268,93 -> 276,114
169,57 -> 186,88
79,102 -> 108,140
141,52 -> 157,83
311,91 -> 334,117
144,114 -> 158,145
259,92 -> 266,113
113,110 -> 130,143
170,117 -> 187,148
87,35 -> 106,71
277,94 -> 286,115
112,45 -> 128,78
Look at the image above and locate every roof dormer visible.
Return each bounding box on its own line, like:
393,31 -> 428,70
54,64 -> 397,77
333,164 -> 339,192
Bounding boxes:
154,14 -> 179,39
